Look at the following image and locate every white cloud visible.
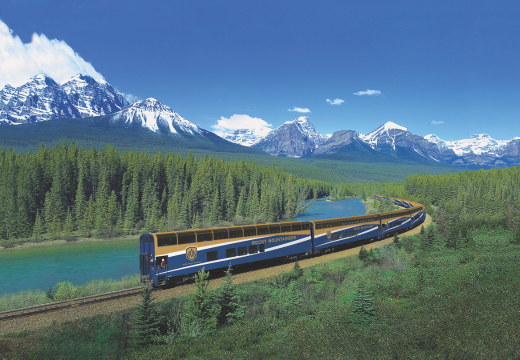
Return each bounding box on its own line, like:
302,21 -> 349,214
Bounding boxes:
0,20 -> 104,89
288,107 -> 311,113
119,92 -> 141,104
353,89 -> 382,96
326,98 -> 344,105
431,121 -> 444,125
211,114 -> 273,136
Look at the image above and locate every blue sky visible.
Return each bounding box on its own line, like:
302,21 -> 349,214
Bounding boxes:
0,0 -> 519,140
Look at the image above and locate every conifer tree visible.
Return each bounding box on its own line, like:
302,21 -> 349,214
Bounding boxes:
224,171 -> 236,221
350,285 -> 375,325
235,188 -> 246,219
393,232 -> 400,246
63,209 -> 74,236
131,282 -> 163,347
358,246 -> 369,262
182,268 -> 220,336
293,260 -> 303,277
33,211 -> 44,240
216,266 -> 245,326
427,227 -> 435,247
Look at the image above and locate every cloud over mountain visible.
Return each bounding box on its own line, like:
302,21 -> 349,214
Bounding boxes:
0,19 -> 104,89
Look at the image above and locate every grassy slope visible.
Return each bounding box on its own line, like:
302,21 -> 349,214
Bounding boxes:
6,225 -> 520,359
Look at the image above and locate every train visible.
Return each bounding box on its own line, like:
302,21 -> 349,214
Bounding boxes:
139,195 -> 426,286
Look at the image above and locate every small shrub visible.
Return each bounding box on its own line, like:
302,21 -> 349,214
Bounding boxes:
53,281 -> 80,301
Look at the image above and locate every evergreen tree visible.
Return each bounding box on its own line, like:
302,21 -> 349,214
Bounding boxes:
216,265 -> 245,326
358,246 -> 369,262
209,187 -> 221,225
455,230 -> 465,251
182,267 -> 220,336
235,188 -> 246,219
293,260 -> 303,277
420,225 -> 425,235
33,211 -> 44,240
63,209 -> 74,236
131,282 -> 163,347
393,232 -> 400,246
427,227 -> 435,247
224,172 -> 236,221
349,285 -> 375,325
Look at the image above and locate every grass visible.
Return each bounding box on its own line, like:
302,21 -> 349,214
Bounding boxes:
5,223 -> 520,359
0,275 -> 140,312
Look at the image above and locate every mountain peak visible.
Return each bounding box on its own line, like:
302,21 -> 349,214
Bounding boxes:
382,121 -> 407,132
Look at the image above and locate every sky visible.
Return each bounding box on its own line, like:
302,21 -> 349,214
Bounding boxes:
0,0 -> 519,141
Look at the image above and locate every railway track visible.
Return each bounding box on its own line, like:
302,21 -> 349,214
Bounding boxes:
0,213 -> 431,333
0,287 -> 143,321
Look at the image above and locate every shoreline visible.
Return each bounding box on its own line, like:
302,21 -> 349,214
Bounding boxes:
0,235 -> 139,252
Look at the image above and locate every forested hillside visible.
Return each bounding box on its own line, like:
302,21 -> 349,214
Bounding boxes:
0,141 -> 330,241
332,166 -> 520,244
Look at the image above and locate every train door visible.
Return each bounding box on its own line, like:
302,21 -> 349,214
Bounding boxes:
139,234 -> 154,280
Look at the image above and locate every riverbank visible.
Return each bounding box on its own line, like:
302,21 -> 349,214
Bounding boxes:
0,234 -> 139,252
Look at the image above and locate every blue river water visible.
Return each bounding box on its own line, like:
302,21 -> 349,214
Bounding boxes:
0,198 -> 365,295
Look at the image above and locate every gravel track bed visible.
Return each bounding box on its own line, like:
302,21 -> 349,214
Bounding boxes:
0,215 -> 431,337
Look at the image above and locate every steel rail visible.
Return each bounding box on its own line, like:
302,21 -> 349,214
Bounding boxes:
0,286 -> 144,321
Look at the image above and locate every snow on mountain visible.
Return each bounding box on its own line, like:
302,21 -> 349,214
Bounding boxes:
362,121 -> 409,150
62,74 -> 129,117
253,116 -> 328,157
424,133 -> 508,156
215,128 -> 264,147
0,73 -> 128,123
107,98 -> 202,135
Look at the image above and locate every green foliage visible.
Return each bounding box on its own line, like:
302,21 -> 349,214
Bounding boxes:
293,260 -> 303,278
131,282 -> 163,347
0,142 -> 331,241
393,232 -> 400,245
181,267 -> 220,337
53,281 -> 80,301
216,266 -> 245,326
349,285 -> 375,326
358,245 -> 369,262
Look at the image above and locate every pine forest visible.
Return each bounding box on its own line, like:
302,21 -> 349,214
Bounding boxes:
0,141 -> 331,241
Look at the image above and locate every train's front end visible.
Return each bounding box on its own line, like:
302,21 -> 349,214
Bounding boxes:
139,233 -> 158,286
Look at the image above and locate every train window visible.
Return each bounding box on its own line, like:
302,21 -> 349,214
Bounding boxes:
214,231 -> 228,240
249,245 -> 258,254
257,227 -> 268,235
229,229 -> 244,238
207,251 -> 218,261
355,230 -> 358,236
197,232 -> 213,242
302,223 -> 310,230
158,236 -> 177,247
226,248 -> 236,258
333,233 -> 339,240
326,223 -> 333,228
292,224 -> 302,231
281,225 -> 291,233
243,227 -> 257,237
140,236 -> 143,244
238,246 -> 247,256
339,232 -> 343,239
315,224 -> 323,230
178,233 -> 195,245
269,225 -> 280,234
145,236 -> 148,243
259,244 -> 265,252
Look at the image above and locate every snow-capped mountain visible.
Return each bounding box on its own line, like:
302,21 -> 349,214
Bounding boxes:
363,121 -> 409,151
0,74 -> 129,123
253,116 -> 328,157
62,74 -> 128,118
215,128 -> 264,147
424,133 -> 509,156
103,98 -> 203,136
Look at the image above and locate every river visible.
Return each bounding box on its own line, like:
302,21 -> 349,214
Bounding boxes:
0,198 -> 365,295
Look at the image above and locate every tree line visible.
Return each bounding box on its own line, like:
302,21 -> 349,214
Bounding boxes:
330,166 -> 520,246
0,140 -> 331,240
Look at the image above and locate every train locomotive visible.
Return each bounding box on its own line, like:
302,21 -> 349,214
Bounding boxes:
140,195 -> 425,286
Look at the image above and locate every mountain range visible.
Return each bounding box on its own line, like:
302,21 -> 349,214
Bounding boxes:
1,73 -> 519,169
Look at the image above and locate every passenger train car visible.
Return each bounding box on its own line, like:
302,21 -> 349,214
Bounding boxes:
140,195 -> 425,286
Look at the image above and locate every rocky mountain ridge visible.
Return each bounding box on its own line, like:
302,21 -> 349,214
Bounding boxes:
0,74 -> 129,123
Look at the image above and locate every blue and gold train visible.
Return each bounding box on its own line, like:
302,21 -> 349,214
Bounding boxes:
139,195 -> 425,286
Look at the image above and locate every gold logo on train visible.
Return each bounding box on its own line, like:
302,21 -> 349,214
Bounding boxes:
326,230 -> 332,239
186,246 -> 197,261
